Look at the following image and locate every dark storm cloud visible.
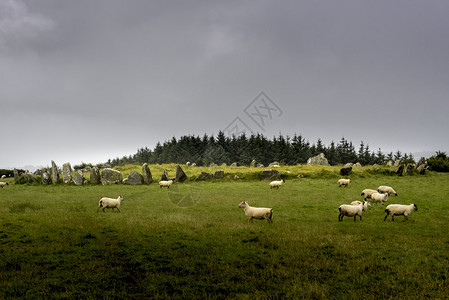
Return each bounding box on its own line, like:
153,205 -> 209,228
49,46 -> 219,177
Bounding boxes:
1,0 -> 449,168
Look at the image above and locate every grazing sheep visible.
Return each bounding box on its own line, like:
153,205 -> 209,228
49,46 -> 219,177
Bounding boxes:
269,179 -> 285,189
338,179 -> 351,187
97,195 -> 124,213
338,202 -> 364,222
361,189 -> 377,200
351,200 -> 371,213
238,201 -> 273,223
371,192 -> 389,205
378,185 -> 398,196
159,179 -> 173,188
0,182 -> 9,188
1,175 -> 6,179
384,204 -> 418,221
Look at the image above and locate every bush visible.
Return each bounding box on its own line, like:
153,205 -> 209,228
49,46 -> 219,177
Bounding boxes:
427,151 -> 449,172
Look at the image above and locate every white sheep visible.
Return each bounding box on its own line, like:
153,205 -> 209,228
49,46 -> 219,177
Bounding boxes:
371,192 -> 389,205
378,185 -> 398,196
384,204 -> 418,221
159,179 -> 173,188
361,189 -> 377,200
97,195 -> 124,213
350,200 -> 371,213
338,179 -> 351,187
238,201 -> 273,223
0,182 -> 9,188
1,175 -> 6,179
269,179 -> 285,189
338,202 -> 364,222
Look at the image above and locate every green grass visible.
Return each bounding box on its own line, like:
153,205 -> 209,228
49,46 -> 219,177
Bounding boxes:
1,169 -> 448,298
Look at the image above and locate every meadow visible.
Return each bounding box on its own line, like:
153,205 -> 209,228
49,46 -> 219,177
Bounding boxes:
1,165 -> 448,298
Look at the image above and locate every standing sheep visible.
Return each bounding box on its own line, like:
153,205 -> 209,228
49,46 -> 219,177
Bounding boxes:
378,186 -> 398,196
361,189 -> 377,200
0,182 -> 9,188
269,179 -> 285,189
159,179 -> 174,188
238,201 -> 273,223
384,204 -> 418,221
338,202 -> 364,222
338,179 -> 351,187
97,195 -> 124,213
371,192 -> 389,205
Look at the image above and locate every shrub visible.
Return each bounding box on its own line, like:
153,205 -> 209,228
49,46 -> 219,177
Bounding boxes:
427,151 -> 449,172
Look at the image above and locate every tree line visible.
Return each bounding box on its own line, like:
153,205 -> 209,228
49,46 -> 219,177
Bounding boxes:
107,132 -> 415,167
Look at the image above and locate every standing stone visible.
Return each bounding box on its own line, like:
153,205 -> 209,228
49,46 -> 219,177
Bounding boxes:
417,164 -> 426,175
386,160 -> 393,166
396,164 -> 405,176
307,153 -> 330,166
161,170 -> 168,181
196,172 -> 214,181
406,164 -> 415,176
42,171 -> 51,184
250,160 -> 256,168
100,168 -> 123,185
175,165 -> 187,182
340,166 -> 352,176
214,169 -> 224,179
51,160 -> 59,184
73,170 -> 85,185
23,172 -> 37,183
90,166 -> 101,184
62,162 -> 73,184
417,157 -> 427,168
142,163 -> 153,184
394,160 -> 400,166
128,170 -> 144,185
231,162 -> 238,167
13,168 -> 19,183
344,163 -> 354,168
259,169 -> 281,180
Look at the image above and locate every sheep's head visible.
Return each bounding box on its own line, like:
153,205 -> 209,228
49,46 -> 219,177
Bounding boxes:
118,195 -> 124,201
238,201 -> 248,208
413,204 -> 418,211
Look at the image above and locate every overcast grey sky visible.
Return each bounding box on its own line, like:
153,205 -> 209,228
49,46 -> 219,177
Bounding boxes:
1,0 -> 448,169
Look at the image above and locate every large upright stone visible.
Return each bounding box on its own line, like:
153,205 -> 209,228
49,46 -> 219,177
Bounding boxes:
406,164 -> 415,176
250,160 -> 256,168
307,153 -> 329,166
175,165 -> 187,182
259,169 -> 281,180
128,170 -> 144,185
62,162 -> 73,184
51,160 -> 59,184
396,164 -> 405,176
13,168 -> 19,183
214,169 -> 224,179
417,164 -> 426,175
197,172 -> 214,181
90,166 -> 101,184
161,170 -> 168,181
100,168 -> 123,185
42,171 -> 51,185
73,170 -> 85,185
340,166 -> 352,176
142,163 -> 153,184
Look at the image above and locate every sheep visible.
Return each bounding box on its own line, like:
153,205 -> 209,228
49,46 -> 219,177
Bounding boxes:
0,182 -> 9,188
384,204 -> 418,221
97,195 -> 124,213
238,201 -> 273,223
361,189 -> 377,200
338,179 -> 351,187
371,192 -> 389,205
338,202 -> 364,222
351,200 -> 371,213
378,185 -> 398,196
159,179 -> 173,188
1,175 -> 6,179
269,179 -> 285,189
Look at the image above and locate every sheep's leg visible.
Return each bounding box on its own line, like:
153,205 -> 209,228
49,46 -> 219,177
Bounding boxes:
102,207 -> 106,213
383,214 -> 389,221
116,207 -> 121,213
391,215 -> 395,221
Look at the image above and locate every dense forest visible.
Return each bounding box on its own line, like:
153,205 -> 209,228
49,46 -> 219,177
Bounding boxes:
107,132 -> 415,167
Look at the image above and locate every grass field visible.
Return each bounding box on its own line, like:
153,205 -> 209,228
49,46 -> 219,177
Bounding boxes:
1,166 -> 448,298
